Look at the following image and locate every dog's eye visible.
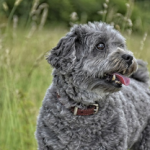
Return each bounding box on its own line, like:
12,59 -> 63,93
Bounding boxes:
119,44 -> 125,48
96,43 -> 105,50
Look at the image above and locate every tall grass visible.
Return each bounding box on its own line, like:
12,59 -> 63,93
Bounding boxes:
0,27 -> 67,150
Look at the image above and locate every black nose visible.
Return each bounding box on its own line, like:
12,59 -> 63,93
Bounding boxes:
122,54 -> 133,66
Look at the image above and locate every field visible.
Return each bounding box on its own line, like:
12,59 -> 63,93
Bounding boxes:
0,27 -> 150,150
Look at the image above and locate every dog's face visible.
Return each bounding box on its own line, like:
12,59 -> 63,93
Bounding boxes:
48,22 -> 137,94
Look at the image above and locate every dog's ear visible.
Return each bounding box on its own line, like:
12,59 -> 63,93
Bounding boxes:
47,25 -> 84,72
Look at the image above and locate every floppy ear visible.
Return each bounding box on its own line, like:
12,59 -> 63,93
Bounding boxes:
47,25 -> 83,72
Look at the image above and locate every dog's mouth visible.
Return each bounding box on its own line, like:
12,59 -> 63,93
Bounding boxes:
103,72 -> 130,88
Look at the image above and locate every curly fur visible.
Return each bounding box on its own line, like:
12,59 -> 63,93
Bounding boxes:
36,22 -> 150,150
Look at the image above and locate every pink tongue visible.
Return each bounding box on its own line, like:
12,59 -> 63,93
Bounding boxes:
114,73 -> 130,86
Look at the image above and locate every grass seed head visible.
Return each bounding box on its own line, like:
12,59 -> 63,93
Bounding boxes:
14,0 -> 22,6
2,2 -> 9,11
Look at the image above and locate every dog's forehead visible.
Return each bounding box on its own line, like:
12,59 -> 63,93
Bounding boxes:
75,22 -> 125,44
88,23 -> 125,43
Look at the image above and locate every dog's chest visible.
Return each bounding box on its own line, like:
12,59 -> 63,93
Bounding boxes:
46,103 -> 128,149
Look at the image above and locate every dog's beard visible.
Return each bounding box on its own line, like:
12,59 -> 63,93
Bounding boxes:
81,58 -> 138,94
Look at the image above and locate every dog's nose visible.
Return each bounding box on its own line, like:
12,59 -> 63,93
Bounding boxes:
122,54 -> 133,66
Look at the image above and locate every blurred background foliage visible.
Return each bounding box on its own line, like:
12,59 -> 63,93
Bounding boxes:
0,0 -> 150,33
0,0 -> 150,150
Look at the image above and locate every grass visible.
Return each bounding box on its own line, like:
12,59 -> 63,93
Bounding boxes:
0,27 -> 67,150
0,27 -> 150,150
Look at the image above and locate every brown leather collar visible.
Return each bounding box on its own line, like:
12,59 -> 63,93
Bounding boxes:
57,93 -> 99,116
70,104 -> 99,116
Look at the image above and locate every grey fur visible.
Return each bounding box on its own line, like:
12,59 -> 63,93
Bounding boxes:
36,22 -> 150,150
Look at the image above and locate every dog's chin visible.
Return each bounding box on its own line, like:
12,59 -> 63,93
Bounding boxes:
90,78 -> 122,93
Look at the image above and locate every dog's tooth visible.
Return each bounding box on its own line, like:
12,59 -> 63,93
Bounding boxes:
115,81 -> 121,84
123,70 -> 126,74
112,74 -> 116,81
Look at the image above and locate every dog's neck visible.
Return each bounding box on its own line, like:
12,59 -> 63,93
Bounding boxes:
52,69 -> 108,108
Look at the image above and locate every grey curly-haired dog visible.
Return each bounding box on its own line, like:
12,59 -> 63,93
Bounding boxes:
36,22 -> 150,150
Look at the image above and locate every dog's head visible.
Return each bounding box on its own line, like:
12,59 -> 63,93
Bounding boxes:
47,22 -> 137,94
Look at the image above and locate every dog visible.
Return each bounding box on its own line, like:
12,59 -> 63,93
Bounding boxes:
36,22 -> 150,150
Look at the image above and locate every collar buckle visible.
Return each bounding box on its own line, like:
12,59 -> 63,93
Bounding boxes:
92,104 -> 99,114
73,107 -> 78,115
